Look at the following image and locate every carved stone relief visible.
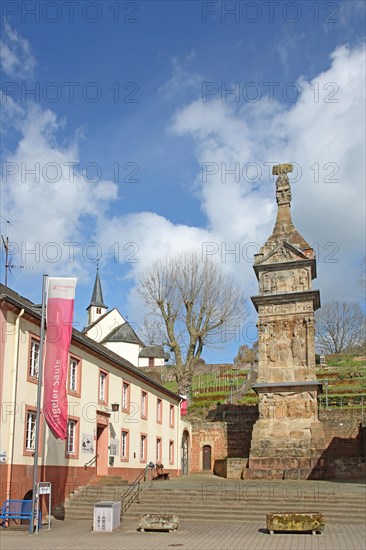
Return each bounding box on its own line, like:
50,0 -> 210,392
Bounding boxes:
259,301 -> 313,316
259,319 -> 307,367
258,391 -> 318,420
260,268 -> 309,295
291,325 -> 305,366
275,174 -> 292,206
268,247 -> 297,263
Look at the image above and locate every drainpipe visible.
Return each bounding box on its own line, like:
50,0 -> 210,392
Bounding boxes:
177,396 -> 183,476
6,307 -> 25,502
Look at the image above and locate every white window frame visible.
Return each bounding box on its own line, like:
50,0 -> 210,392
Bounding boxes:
99,371 -> 106,402
140,434 -> 146,461
29,338 -> 39,378
121,430 -> 128,459
169,404 -> 174,427
122,382 -> 129,410
67,420 -> 76,454
156,398 -> 162,423
156,438 -> 162,462
141,391 -> 147,418
169,440 -> 174,464
26,411 -> 36,450
69,358 -> 78,392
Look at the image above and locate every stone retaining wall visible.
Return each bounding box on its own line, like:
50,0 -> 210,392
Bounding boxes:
191,405 -> 365,478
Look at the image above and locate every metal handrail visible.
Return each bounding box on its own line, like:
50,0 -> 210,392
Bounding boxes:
84,454 -> 98,469
120,462 -> 155,518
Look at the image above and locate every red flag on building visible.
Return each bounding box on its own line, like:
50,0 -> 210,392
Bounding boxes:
43,277 -> 77,439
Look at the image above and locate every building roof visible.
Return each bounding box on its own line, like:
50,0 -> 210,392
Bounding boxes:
0,283 -> 180,402
101,321 -> 143,346
83,309 -> 110,332
139,345 -> 166,359
87,268 -> 107,310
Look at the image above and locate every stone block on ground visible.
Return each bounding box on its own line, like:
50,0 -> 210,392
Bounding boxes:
139,513 -> 179,532
266,512 -> 324,535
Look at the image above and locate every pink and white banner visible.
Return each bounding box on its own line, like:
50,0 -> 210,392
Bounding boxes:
43,277 -> 77,440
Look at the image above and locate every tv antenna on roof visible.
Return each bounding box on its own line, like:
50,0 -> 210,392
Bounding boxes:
1,218 -> 33,286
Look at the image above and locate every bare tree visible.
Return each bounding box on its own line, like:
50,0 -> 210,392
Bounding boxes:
315,301 -> 366,354
233,343 -> 258,365
140,316 -> 165,346
358,257 -> 366,292
139,250 -> 247,396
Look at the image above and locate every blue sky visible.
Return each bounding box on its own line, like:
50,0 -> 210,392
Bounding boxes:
1,0 -> 365,362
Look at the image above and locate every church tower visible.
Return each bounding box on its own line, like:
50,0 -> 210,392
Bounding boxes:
86,265 -> 108,326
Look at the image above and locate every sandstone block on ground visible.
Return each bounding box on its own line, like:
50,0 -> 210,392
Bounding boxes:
267,512 -> 324,534
139,513 -> 179,532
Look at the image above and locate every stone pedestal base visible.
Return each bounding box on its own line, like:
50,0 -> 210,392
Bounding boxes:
247,383 -> 326,480
249,418 -> 325,458
243,455 -> 325,480
214,458 -> 249,479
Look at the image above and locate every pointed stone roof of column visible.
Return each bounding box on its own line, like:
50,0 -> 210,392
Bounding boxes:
86,266 -> 107,310
256,163 -> 311,263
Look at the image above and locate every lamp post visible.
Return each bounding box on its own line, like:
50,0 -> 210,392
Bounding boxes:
324,379 -> 329,409
229,378 -> 235,404
232,366 -> 239,390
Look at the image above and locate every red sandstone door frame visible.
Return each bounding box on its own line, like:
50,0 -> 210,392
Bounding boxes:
96,411 -> 110,477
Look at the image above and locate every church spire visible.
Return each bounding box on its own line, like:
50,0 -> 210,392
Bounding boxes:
86,263 -> 107,325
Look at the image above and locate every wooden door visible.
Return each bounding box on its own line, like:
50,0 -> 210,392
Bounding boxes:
96,425 -> 108,476
202,445 -> 211,470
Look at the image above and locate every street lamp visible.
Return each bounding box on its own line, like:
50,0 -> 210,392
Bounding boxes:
229,378 -> 235,404
323,379 -> 329,409
232,366 -> 239,390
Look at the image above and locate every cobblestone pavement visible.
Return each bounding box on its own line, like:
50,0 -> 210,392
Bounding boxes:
1,519 -> 365,550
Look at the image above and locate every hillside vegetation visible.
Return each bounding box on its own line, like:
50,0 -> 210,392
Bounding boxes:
161,354 -> 366,417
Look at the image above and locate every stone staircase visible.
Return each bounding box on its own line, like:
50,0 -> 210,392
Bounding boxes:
124,479 -> 366,525
57,474 -> 366,525
232,369 -> 258,403
54,476 -> 129,520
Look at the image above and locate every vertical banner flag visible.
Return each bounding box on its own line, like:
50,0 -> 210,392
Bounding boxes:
43,277 -> 77,439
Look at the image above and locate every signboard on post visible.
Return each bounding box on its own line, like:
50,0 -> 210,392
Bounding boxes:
37,482 -> 52,531
38,483 -> 51,495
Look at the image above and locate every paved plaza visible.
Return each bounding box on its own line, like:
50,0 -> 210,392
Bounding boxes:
2,476 -> 365,550
1,517 -> 365,550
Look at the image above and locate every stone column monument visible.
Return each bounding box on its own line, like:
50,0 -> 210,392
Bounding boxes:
247,163 -> 325,479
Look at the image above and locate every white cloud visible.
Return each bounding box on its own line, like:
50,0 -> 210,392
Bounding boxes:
2,24 -> 364,326
0,22 -> 36,78
122,46 -> 365,312
159,55 -> 203,100
97,211 -> 212,278
166,42 -> 365,305
2,105 -> 118,277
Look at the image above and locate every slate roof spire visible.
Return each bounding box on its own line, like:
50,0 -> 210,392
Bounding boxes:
87,262 -> 107,310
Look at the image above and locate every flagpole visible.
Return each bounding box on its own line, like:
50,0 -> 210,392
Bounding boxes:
31,274 -> 48,534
